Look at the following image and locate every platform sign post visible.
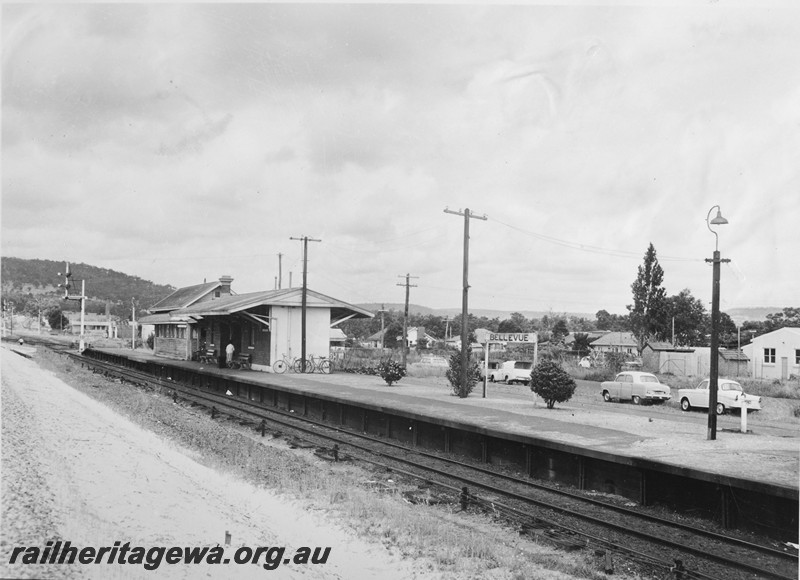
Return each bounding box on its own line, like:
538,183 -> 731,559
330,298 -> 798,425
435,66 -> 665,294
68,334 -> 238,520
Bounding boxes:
481,332 -> 538,399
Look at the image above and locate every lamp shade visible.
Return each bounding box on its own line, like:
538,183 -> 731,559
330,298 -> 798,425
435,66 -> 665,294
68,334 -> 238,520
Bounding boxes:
710,208 -> 728,225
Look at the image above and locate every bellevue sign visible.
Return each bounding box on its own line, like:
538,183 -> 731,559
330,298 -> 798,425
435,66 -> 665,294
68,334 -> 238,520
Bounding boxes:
486,332 -> 536,343
479,330 -> 538,399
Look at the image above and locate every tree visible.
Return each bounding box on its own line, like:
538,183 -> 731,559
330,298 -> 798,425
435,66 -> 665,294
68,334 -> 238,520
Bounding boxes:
529,361 -> 576,409
498,312 -> 530,333
572,333 -> 592,357
665,289 -> 706,346
766,307 -> 800,331
551,319 -> 569,343
445,353 -> 481,398
628,243 -> 668,350
595,309 -> 630,331
45,306 -> 68,332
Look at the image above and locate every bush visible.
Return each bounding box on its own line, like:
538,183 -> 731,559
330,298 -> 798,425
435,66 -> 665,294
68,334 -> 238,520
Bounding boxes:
445,353 -> 482,398
145,332 -> 155,349
530,361 -> 577,409
377,361 -> 406,386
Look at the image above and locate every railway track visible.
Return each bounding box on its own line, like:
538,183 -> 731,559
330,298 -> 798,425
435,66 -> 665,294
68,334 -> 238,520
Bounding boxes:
25,342 -> 800,580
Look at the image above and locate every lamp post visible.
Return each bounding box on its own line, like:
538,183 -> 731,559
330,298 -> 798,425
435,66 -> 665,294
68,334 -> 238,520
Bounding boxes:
705,205 -> 729,441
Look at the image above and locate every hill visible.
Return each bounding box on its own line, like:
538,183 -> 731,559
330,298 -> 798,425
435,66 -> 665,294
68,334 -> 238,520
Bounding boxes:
356,302 -> 594,321
1,257 -> 176,317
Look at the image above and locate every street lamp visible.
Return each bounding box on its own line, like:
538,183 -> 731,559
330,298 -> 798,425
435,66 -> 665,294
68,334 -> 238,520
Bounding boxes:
705,205 -> 729,440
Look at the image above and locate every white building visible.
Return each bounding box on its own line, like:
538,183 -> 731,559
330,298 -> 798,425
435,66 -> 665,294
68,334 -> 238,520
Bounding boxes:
742,327 -> 800,380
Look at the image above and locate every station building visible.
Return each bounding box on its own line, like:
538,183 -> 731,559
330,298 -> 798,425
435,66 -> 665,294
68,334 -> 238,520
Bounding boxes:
139,276 -> 372,371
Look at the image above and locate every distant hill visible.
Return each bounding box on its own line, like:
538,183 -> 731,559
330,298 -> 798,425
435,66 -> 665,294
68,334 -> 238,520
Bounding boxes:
1,257 -> 176,316
724,307 -> 787,325
356,302 -> 594,321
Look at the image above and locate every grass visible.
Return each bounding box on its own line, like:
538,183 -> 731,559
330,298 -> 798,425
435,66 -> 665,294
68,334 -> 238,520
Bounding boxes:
32,348 -> 639,580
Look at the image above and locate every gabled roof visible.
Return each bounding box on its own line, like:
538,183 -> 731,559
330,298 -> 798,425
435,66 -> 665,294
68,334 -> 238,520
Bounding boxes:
590,331 -> 637,347
170,287 -> 373,324
719,348 -> 749,361
366,328 -> 388,341
148,281 -> 222,313
643,341 -> 675,351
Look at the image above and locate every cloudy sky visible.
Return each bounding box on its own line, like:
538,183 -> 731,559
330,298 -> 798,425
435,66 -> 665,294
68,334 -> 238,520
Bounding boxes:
3,2 -> 798,315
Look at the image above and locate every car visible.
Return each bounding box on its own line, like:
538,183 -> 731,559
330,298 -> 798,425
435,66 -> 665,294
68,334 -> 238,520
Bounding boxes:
600,371 -> 671,405
678,379 -> 762,415
490,360 -> 533,385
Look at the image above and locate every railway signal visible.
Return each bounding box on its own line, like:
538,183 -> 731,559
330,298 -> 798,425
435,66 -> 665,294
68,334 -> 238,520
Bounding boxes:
56,261 -> 87,352
57,263 -> 72,299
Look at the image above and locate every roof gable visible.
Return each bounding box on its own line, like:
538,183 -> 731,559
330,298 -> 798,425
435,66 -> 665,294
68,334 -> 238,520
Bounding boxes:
590,331 -> 637,347
149,281 -> 221,313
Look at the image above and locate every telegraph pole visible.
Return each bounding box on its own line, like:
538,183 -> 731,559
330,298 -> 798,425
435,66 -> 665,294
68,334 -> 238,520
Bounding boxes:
290,236 -> 321,372
444,207 -> 487,395
397,275 -> 418,367
277,253 -> 283,289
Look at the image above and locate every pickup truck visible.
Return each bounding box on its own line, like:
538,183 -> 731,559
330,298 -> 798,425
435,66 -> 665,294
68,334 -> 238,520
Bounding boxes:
489,361 -> 533,385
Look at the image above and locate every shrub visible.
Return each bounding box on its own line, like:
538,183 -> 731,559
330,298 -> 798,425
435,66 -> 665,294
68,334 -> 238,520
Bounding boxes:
146,332 -> 155,349
377,361 -> 406,386
445,353 -> 482,398
530,361 -> 577,409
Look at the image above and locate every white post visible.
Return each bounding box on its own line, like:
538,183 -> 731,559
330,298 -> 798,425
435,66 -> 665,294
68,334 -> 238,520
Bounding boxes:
740,400 -> 748,433
79,279 -> 86,352
483,342 -> 489,398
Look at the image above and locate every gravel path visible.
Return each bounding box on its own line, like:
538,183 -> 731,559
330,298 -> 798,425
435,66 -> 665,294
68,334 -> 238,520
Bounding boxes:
0,347 -> 430,579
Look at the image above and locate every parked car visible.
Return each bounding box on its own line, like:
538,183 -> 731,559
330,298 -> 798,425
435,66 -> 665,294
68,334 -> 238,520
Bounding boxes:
490,360 -> 533,385
678,379 -> 762,415
600,371 -> 671,405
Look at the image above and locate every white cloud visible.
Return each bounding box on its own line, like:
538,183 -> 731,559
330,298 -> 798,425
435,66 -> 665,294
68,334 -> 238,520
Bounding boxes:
3,3 -> 798,314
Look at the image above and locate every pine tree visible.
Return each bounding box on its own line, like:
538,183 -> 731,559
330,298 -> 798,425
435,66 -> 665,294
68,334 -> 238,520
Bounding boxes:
628,243 -> 668,350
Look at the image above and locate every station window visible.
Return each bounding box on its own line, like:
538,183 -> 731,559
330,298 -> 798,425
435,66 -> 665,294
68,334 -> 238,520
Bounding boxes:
249,324 -> 256,347
795,349 -> 800,365
763,348 -> 776,364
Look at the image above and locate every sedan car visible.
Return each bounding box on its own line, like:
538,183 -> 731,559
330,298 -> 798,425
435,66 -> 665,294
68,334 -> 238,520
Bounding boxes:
678,379 -> 762,415
600,371 -> 671,405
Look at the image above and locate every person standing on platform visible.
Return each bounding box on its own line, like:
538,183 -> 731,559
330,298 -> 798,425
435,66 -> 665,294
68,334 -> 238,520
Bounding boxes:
225,341 -> 235,366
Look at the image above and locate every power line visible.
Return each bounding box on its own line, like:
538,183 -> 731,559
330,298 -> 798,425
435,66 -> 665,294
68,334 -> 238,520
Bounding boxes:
489,216 -> 702,262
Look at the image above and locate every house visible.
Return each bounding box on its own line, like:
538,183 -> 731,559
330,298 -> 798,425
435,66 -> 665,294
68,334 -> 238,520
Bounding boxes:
590,332 -> 638,355
363,328 -> 388,349
742,327 -> 800,380
402,326 -> 437,349
138,276 -> 372,371
65,312 -> 118,338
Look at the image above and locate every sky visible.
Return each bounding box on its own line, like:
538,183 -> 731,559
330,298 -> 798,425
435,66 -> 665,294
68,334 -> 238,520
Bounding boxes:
2,2 -> 799,316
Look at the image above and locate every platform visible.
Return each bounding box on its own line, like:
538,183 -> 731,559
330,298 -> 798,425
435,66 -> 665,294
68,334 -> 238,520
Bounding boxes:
97,347 -> 799,492
79,346 -> 799,538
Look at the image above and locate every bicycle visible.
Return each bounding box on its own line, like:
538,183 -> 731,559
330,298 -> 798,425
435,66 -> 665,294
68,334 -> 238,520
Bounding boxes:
272,353 -> 302,374
295,354 -> 333,374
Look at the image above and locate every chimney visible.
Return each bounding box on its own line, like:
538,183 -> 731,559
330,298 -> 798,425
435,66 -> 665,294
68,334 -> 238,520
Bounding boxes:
219,275 -> 234,295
